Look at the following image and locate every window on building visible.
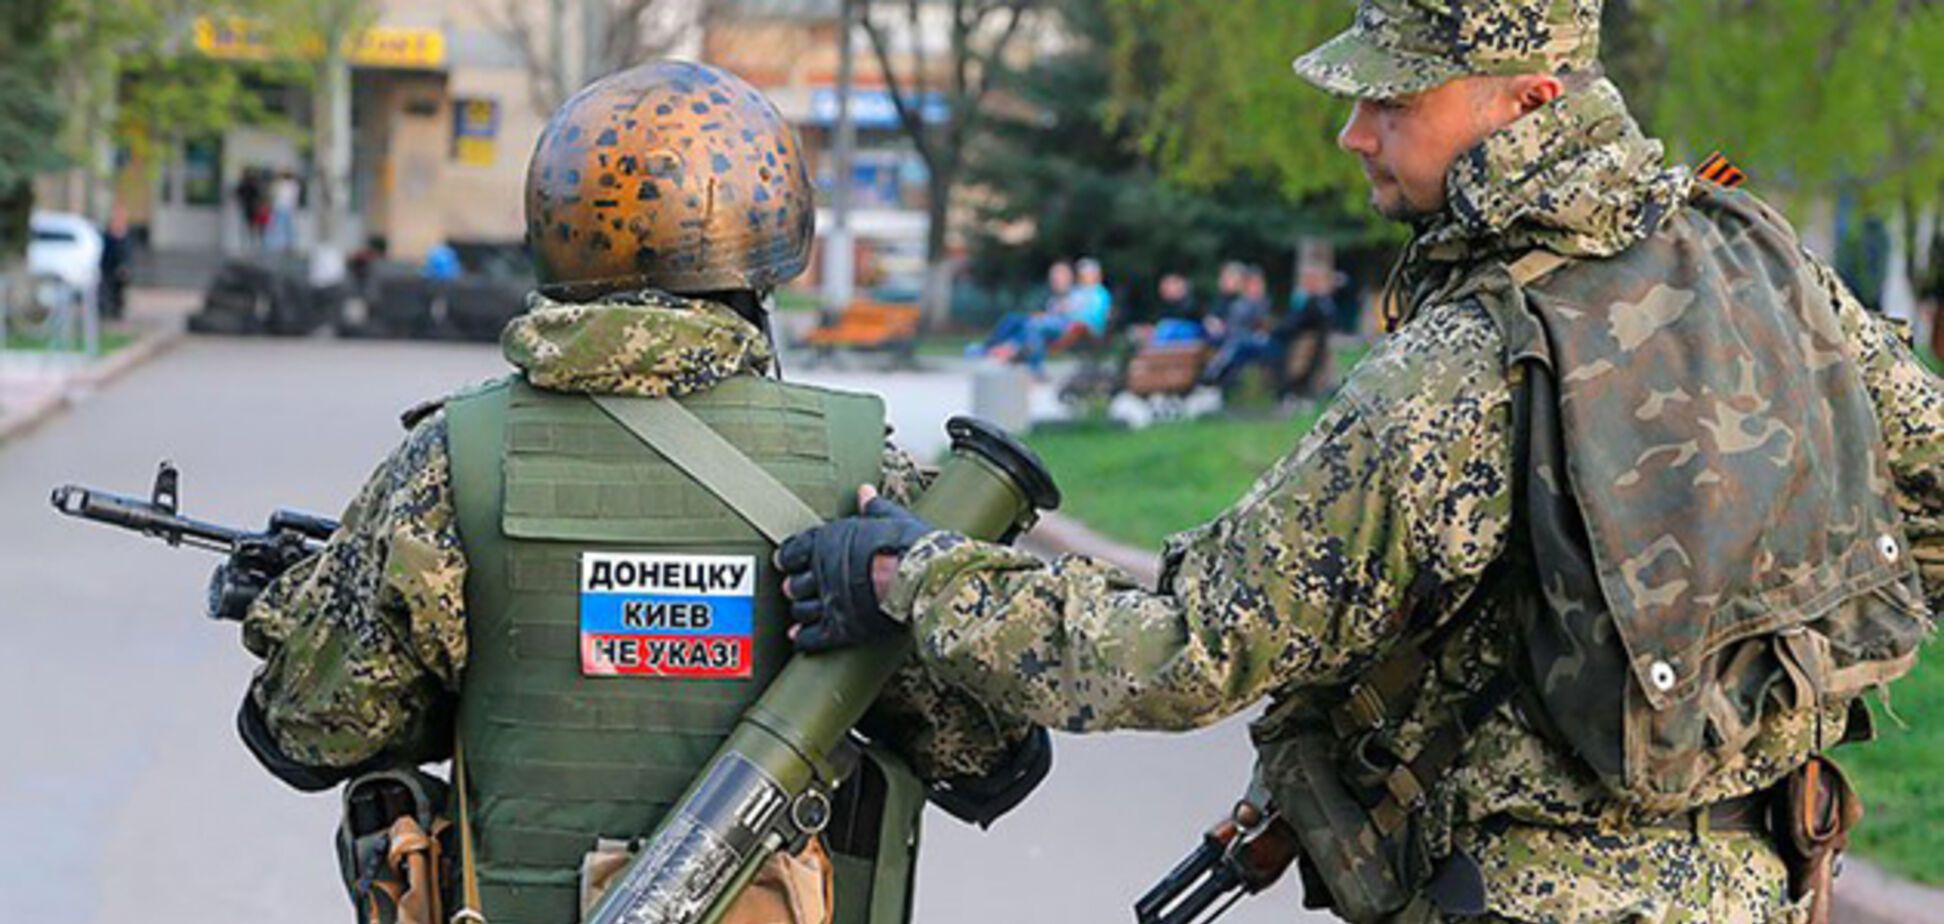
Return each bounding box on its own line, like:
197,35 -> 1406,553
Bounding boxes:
182,137 -> 224,207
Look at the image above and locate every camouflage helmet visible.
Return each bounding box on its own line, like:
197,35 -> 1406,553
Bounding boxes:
525,61 -> 815,300
1294,0 -> 1604,100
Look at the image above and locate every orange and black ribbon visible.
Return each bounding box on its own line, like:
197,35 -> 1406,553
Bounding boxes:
1696,151 -> 1747,189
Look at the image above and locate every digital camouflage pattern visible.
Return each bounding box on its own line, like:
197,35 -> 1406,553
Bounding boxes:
503,288 -> 772,397
1294,0 -> 1603,100
1419,78 -> 1689,263
243,292 -> 1031,783
887,73 -> 1944,921
1454,826 -> 1809,923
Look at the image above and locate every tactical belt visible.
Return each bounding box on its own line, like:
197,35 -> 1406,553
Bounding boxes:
1639,792 -> 1770,836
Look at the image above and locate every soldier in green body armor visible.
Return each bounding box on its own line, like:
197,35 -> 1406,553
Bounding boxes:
234,61 -> 1049,924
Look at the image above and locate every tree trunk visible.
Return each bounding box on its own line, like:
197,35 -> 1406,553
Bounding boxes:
0,179 -> 31,267
921,168 -> 953,329
311,46 -> 353,278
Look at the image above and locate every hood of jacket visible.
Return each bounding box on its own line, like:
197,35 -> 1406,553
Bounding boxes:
1414,77 -> 1692,267
501,288 -> 773,398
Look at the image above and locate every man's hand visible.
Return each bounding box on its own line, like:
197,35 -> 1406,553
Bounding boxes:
776,486 -> 935,652
206,532 -> 313,622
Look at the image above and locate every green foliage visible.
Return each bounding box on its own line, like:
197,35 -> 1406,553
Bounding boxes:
1106,0 -> 1944,223
117,53 -> 295,172
1103,0 -> 1363,204
0,0 -> 66,259
1646,0 -> 1944,216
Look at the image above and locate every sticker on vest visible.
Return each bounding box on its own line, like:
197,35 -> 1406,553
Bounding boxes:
580,552 -> 757,678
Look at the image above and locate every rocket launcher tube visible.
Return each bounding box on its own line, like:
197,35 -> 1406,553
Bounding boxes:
584,417 -> 1060,924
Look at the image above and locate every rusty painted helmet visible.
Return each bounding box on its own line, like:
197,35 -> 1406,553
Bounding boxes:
525,61 -> 815,299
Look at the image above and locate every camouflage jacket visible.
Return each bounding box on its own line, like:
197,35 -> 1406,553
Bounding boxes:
241,289 -> 1033,785
888,81 -> 1943,921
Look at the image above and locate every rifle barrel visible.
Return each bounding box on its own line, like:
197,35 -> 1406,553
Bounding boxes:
50,485 -> 245,552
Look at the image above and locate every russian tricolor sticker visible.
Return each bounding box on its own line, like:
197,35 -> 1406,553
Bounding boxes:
579,552 -> 758,678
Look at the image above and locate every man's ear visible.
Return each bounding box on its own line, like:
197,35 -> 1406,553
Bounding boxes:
1517,74 -> 1565,115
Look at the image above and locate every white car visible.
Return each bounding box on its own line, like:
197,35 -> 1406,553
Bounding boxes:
26,211 -> 103,318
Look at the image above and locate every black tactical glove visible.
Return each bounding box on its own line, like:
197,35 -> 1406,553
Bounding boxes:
206,532 -> 314,622
776,496 -> 937,652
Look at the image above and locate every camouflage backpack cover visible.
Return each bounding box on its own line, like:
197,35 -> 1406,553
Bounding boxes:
1497,183 -> 1928,812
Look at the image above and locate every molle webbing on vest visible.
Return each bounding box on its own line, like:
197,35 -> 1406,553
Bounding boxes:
447,377 -> 884,924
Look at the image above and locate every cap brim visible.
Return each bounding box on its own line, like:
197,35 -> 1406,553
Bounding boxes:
1292,26 -> 1465,100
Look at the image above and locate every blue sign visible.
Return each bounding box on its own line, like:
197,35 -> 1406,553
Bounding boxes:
809,89 -> 950,129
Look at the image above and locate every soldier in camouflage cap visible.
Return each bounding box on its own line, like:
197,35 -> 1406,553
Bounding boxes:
232,61 -> 1050,924
779,2 -> 1942,922
1293,0 -> 1602,101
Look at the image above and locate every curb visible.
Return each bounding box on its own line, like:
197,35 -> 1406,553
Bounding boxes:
1024,510 -> 1944,922
0,322 -> 186,443
1834,857 -> 1944,924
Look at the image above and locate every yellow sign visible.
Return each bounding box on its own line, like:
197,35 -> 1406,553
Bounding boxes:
455,137 -> 497,167
192,17 -> 273,61
192,17 -> 445,70
349,27 -> 445,70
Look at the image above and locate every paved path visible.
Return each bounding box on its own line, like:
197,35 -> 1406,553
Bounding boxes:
0,333 -> 1321,923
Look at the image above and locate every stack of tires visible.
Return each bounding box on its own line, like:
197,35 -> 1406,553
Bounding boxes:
336,242 -> 531,342
193,244 -> 533,341
189,257 -> 343,336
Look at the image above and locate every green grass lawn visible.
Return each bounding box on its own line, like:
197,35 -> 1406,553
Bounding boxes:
1027,404 -> 1944,884
1840,666 -> 1944,884
1,329 -> 136,355
1027,411 -> 1320,549
772,289 -> 822,314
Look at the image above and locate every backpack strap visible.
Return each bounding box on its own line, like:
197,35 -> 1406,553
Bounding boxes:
1507,249 -> 1570,288
1340,250 -> 1566,838
590,394 -> 824,545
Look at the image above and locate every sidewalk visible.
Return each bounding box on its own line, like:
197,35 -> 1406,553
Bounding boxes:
1024,512 -> 1944,924
0,288 -> 199,442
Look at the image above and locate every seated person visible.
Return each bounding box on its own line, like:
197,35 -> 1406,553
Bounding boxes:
972,261 -> 1075,363
1280,266 -> 1340,398
976,259 -> 1114,374
1201,265 -> 1279,387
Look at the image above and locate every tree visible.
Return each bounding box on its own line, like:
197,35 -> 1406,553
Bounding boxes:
1646,0 -> 1943,208
251,0 -> 378,258
1642,0 -> 1944,307
0,0 -> 66,269
1104,1 -> 1944,311
481,0 -> 720,118
967,0 -> 1364,321
1101,0 -> 1363,206
858,0 -> 1041,325
48,0 -> 292,221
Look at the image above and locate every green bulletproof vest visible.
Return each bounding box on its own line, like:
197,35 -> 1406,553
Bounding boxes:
1250,184 -> 1932,924
446,375 -> 923,924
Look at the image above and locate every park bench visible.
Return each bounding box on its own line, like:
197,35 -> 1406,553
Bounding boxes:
801,300 -> 921,366
1124,342 -> 1208,397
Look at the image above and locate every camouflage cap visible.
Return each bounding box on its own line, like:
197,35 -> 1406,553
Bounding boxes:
1294,0 -> 1604,100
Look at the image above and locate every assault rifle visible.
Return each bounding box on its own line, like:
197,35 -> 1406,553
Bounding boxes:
1137,800 -> 1300,924
50,461 -> 339,621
